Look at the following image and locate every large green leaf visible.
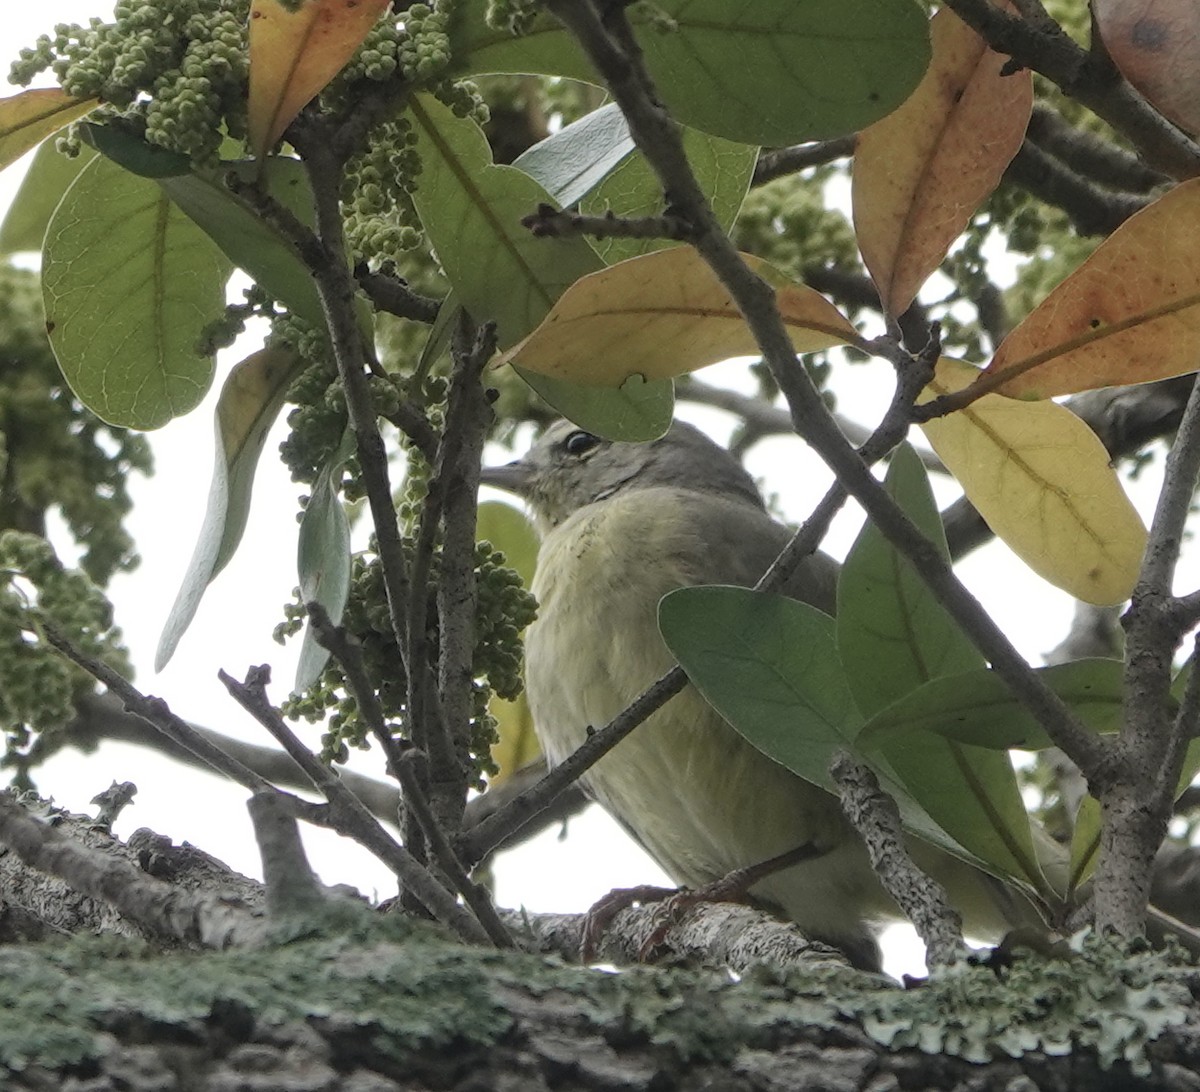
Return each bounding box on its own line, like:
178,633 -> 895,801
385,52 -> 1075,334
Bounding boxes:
660,585 -> 1052,893
856,659 -> 1126,751
408,92 -> 601,349
837,443 -> 983,718
156,347 -> 303,670
658,585 -> 858,792
293,429 -> 356,692
42,154 -> 231,429
83,126 -> 327,326
408,93 -> 673,439
451,0 -> 931,145
0,140 -> 96,255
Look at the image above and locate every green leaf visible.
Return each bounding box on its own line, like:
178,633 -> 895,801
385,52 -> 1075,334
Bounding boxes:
512,102 -> 634,208
856,659 -> 1126,751
476,500 -> 538,587
294,428 -> 356,692
159,157 -> 326,326
156,347 -> 303,670
1068,794 -> 1101,895
658,585 -> 859,792
84,126 -> 331,326
408,92 -> 601,349
516,367 -> 673,442
871,727 -> 1046,893
42,154 -> 231,429
80,121 -> 192,177
409,92 -> 672,440
0,140 -> 96,255
580,127 -> 756,265
837,443 -> 983,717
452,0 -> 931,145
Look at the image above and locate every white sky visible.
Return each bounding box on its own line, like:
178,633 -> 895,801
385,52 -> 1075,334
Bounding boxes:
2,4 -> 1188,979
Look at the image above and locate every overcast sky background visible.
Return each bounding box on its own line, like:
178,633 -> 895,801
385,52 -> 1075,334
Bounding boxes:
3,3 -> 1189,979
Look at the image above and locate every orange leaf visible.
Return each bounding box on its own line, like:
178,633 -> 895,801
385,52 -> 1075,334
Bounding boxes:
1095,0 -> 1200,136
984,178 -> 1200,398
500,247 -> 860,386
0,89 -> 98,172
853,4 -> 1032,318
248,0 -> 390,156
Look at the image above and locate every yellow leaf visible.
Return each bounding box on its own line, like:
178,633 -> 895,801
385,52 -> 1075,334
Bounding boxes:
919,358 -> 1146,606
248,0 -> 390,156
984,179 -> 1200,398
489,692 -> 541,785
0,89 -> 98,173
501,247 -> 860,385
853,4 -> 1031,318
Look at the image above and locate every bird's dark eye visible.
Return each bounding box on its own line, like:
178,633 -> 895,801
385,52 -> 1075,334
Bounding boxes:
563,430 -> 600,457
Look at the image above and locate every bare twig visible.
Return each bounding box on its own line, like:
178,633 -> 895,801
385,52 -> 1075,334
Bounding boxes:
831,752 -> 967,967
521,204 -> 694,242
753,136 -> 857,186
218,665 -> 491,945
306,604 -> 513,948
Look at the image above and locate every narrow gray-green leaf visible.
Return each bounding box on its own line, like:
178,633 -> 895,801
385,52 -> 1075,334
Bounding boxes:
838,443 -> 983,718
453,0 -> 931,145
0,140 -> 96,255
856,659 -> 1126,751
43,154 -> 230,429
517,367 -> 673,442
408,92 -> 601,349
581,127 -> 756,265
156,346 -> 303,670
294,428 -> 355,692
512,102 -> 634,208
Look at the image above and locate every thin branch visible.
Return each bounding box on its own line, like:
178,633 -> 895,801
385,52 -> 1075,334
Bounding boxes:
831,753 -> 966,967
1004,139 -> 1149,237
354,264 -> 441,324
1026,104 -> 1169,194
290,119 -> 418,699
218,665 -> 491,946
307,604 -> 513,948
753,136 -> 857,186
521,203 -> 693,242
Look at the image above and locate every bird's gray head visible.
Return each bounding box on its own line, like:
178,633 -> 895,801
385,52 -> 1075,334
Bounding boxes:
480,419 -> 765,532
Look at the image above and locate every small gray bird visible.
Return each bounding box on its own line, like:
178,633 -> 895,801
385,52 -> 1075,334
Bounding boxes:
482,419 -> 1024,969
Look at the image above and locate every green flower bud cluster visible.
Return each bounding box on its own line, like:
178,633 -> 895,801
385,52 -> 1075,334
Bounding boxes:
270,313 -> 353,487
11,0 -> 250,169
196,284 -> 276,357
485,0 -> 541,37
397,4 -> 453,84
0,532 -> 132,778
280,534 -> 535,786
0,264 -> 151,586
342,117 -> 424,267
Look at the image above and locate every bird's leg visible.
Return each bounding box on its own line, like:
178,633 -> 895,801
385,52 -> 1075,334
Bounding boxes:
579,844 -> 825,962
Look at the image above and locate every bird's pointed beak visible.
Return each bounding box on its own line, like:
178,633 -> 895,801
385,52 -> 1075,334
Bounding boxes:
479,459 -> 534,496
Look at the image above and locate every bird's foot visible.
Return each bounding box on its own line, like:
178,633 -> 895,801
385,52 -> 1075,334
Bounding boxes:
580,883 -> 677,961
